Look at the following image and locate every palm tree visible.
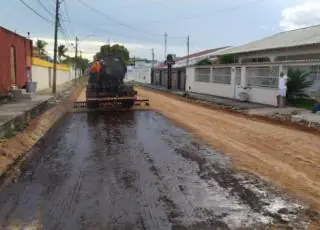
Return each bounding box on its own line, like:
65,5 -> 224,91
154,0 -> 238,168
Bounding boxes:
35,40 -> 48,56
286,68 -> 314,102
58,45 -> 68,63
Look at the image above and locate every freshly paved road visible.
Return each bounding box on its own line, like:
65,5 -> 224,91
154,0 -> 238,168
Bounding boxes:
0,111 -> 314,229
136,86 -> 320,215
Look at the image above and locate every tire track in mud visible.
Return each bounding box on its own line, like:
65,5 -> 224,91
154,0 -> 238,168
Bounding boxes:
173,143 -> 312,229
140,112 -> 315,229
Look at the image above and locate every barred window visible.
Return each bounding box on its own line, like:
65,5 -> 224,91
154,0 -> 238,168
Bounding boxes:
212,67 -> 231,84
247,66 -> 279,88
235,67 -> 241,85
195,68 -> 210,82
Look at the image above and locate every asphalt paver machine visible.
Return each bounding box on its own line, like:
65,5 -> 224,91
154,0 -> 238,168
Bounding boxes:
74,55 -> 149,110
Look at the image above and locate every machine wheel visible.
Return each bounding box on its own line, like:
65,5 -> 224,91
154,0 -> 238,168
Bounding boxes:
87,101 -> 99,109
122,100 -> 134,108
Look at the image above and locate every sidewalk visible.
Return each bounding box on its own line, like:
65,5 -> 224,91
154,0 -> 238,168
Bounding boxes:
137,83 -> 268,110
0,80 -> 79,138
138,83 -> 320,128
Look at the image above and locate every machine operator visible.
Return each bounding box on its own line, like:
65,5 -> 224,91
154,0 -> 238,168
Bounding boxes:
89,55 -> 101,82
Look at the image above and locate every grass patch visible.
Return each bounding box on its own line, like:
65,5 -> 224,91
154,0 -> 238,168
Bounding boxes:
287,98 -> 317,110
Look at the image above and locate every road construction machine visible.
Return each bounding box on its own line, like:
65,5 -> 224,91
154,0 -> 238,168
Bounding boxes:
74,55 -> 149,110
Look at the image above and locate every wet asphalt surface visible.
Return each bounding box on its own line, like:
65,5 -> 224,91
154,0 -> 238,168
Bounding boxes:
0,111 -> 314,229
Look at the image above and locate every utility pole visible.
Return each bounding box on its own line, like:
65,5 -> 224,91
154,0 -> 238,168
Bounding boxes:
107,38 -> 111,54
151,48 -> 155,84
164,32 -> 167,60
151,48 -> 155,69
52,0 -> 61,94
74,36 -> 78,80
187,35 -> 190,66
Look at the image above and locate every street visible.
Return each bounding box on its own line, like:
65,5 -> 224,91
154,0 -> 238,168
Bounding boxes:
0,111 -> 313,229
136,87 -> 320,215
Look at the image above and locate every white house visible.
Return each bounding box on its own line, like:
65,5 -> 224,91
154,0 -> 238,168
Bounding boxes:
125,60 -> 158,84
153,46 -> 230,90
186,25 -> 320,106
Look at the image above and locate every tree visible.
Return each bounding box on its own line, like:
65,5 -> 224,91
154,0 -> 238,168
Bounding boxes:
58,45 -> 68,63
286,68 -> 314,102
219,54 -> 236,64
196,58 -> 212,66
97,44 -> 130,65
77,57 -> 89,75
35,40 -> 48,56
62,56 -> 89,75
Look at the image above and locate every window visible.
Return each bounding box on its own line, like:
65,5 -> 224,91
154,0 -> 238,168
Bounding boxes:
235,67 -> 241,85
286,65 -> 320,81
195,68 -> 210,82
212,67 -> 231,84
306,65 -> 320,81
247,66 -> 279,88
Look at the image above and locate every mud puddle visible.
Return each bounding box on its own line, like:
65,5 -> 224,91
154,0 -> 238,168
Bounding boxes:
0,111 -> 316,229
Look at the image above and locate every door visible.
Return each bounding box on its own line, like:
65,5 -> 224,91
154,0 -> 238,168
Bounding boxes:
234,67 -> 242,99
171,71 -> 178,90
179,70 -> 186,90
163,71 -> 168,87
177,70 -> 181,89
10,46 -> 17,85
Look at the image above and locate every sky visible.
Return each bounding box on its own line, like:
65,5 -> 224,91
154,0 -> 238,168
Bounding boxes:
1,0 -> 320,61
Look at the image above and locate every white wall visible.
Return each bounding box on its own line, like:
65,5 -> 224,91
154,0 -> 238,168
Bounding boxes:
247,87 -> 278,106
186,66 -> 280,106
186,67 -> 235,98
31,65 -> 80,91
125,67 -> 151,84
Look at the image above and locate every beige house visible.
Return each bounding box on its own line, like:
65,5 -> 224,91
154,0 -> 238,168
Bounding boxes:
186,25 -> 320,106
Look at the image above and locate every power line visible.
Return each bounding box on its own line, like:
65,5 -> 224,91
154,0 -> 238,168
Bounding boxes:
36,0 -> 55,18
77,0 -> 185,40
18,0 -> 53,23
62,0 -> 76,37
112,0 -> 169,10
138,0 -> 265,24
59,26 -> 73,49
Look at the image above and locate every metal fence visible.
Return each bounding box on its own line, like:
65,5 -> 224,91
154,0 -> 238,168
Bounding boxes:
195,67 -> 231,84
195,68 -> 210,82
247,66 -> 279,88
212,67 -> 231,84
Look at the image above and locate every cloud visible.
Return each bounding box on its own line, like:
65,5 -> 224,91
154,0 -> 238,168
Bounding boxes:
31,37 -> 187,61
280,0 -> 320,30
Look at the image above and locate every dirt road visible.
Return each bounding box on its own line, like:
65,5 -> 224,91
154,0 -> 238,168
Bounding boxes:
0,111 -> 315,229
136,87 -> 320,214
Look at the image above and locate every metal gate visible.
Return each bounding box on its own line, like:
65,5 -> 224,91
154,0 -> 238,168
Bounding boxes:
161,70 -> 168,87
171,71 -> 178,90
178,70 -> 186,90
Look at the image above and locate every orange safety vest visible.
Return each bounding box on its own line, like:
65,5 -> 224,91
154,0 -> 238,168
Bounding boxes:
90,61 -> 101,73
